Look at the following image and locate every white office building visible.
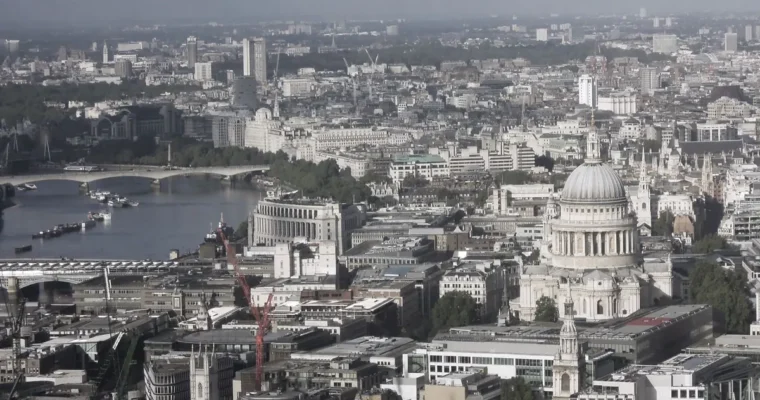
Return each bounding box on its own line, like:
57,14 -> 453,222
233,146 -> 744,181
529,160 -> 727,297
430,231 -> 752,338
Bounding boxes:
281,78 -> 314,98
577,354 -> 756,400
598,91 -> 638,115
194,62 -> 214,82
578,75 -> 598,108
652,34 -> 678,54
536,28 -> 549,42
725,32 -> 739,52
389,154 -> 449,185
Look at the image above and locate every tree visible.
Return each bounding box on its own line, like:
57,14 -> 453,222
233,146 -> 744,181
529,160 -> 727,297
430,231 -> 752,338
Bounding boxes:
432,292 -> 479,335
692,234 -> 730,254
534,296 -> 559,322
495,170 -> 533,185
402,174 -> 429,188
643,139 -> 660,153
534,155 -> 555,172
652,211 -> 675,237
501,377 -> 536,400
690,260 -> 752,334
234,220 -> 248,241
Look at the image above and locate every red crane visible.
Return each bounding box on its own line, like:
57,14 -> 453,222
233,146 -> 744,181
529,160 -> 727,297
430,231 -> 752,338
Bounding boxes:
218,228 -> 273,391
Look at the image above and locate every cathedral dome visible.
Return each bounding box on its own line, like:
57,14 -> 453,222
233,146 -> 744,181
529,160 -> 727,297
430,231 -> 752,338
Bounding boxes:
561,162 -> 627,203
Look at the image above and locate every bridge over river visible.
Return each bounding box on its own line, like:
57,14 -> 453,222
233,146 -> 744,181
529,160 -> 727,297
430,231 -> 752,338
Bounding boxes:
1,165 -> 270,187
0,259 -> 183,288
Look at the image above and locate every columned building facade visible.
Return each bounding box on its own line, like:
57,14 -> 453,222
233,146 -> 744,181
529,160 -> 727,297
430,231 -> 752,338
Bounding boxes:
513,123 -> 675,322
250,198 -> 365,254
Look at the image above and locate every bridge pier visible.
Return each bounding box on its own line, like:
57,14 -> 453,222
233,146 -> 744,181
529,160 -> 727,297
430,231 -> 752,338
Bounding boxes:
79,182 -> 90,194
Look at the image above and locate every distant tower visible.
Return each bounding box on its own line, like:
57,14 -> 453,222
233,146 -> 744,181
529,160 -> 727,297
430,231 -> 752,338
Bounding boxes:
701,154 -> 714,196
636,147 -> 652,235
253,38 -> 267,85
187,36 -> 198,68
552,286 -> 584,400
102,41 -> 110,64
243,38 -> 254,77
586,110 -> 600,161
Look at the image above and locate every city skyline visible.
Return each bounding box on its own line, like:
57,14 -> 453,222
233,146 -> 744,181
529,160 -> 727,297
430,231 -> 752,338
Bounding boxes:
4,0 -> 760,27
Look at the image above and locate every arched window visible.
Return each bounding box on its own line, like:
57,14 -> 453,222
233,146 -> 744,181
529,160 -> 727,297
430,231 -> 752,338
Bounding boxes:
596,300 -> 604,315
561,373 -> 570,392
197,383 -> 203,399
642,202 -> 647,210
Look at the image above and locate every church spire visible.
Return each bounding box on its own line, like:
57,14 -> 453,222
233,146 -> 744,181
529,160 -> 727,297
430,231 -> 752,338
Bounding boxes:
585,109 -> 601,163
553,284 -> 583,400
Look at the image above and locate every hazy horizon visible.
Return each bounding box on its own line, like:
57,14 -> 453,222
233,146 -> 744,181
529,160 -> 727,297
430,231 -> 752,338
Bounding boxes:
2,0 -> 760,27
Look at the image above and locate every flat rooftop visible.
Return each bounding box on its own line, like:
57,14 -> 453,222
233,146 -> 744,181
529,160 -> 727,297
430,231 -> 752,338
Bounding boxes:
300,336 -> 416,358
445,304 -> 710,342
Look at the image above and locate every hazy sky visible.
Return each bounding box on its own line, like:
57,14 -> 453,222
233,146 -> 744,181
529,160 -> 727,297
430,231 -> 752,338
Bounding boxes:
1,0 -> 760,26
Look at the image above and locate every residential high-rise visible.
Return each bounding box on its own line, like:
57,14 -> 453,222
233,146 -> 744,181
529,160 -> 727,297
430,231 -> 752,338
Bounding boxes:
653,17 -> 660,28
253,38 -> 267,84
102,41 -> 109,63
746,25 -> 755,42
187,36 -> 197,68
639,7 -> 647,18
230,77 -> 257,110
242,38 -> 254,77
115,59 -> 132,78
725,32 -> 738,52
578,74 -> 597,108
536,28 -> 549,42
639,67 -> 658,96
194,62 -> 214,81
665,17 -> 673,27
652,34 -> 678,54
386,25 -> 399,36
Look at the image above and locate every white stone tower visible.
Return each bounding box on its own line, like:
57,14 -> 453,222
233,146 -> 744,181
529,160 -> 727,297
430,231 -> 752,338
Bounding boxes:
102,41 -> 110,64
190,347 -> 220,400
635,147 -> 652,235
552,286 -> 584,400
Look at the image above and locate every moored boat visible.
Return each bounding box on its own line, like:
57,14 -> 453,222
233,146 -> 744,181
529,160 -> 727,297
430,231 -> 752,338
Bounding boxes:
14,245 -> 32,254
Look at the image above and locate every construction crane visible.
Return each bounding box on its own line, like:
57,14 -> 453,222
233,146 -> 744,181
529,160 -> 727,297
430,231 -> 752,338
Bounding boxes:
272,50 -> 281,118
343,57 -> 358,117
4,277 -> 25,399
363,48 -> 376,100
217,228 -> 273,391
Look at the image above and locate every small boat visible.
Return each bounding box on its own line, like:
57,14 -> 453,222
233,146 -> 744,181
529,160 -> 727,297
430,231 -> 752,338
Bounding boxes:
97,195 -> 108,203
127,200 -> 139,207
81,220 -> 96,230
22,183 -> 37,190
14,245 -> 32,254
88,212 -> 104,222
108,200 -> 126,208
102,211 -> 112,220
15,185 -> 27,192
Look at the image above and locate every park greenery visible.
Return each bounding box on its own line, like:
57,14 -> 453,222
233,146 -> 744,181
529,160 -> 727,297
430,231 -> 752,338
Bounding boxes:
691,234 -> 731,254
85,138 -> 371,204
534,296 -> 559,323
690,260 -> 752,334
431,291 -> 479,336
501,377 -> 537,400
0,82 -> 199,126
652,211 -> 675,237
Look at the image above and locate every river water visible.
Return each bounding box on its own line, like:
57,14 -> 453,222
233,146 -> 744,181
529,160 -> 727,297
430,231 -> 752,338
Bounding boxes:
0,177 -> 262,260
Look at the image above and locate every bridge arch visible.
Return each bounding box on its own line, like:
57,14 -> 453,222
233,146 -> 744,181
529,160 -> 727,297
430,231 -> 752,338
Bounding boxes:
2,166 -> 270,186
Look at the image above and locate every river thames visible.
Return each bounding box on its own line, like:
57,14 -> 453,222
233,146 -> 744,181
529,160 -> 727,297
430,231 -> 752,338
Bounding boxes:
0,177 -> 262,259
